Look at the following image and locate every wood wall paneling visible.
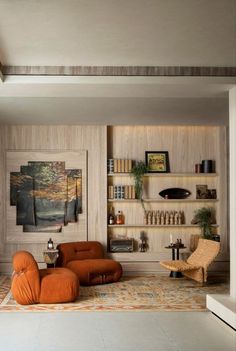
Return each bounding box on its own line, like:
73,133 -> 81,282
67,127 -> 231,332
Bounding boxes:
0,126 -> 107,271
0,125 -> 228,274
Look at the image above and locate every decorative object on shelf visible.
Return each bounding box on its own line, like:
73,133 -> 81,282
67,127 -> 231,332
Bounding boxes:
207,189 -> 217,199
191,207 -> 216,239
139,231 -> 148,252
202,160 -> 214,173
110,238 -> 134,252
116,210 -> 125,225
144,210 -> 184,225
196,185 -> 217,199
159,188 -> 191,199
194,160 -> 215,173
47,237 -> 54,250
195,163 -> 202,173
131,161 -> 148,211
145,151 -> 170,173
107,158 -> 133,173
196,184 -> 208,199
108,207 -> 115,225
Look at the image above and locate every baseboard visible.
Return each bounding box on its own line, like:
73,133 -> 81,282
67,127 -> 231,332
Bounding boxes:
0,260 -> 230,275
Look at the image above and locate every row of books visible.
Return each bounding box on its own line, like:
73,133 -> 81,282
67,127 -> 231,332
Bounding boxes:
107,159 -> 133,174
108,185 -> 136,199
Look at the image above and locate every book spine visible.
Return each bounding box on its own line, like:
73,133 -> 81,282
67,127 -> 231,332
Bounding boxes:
110,185 -> 114,199
132,185 -> 136,199
121,159 -> 125,173
114,159 -> 118,173
128,185 -> 132,199
128,159 -> 132,172
114,185 -> 118,199
121,185 -> 125,199
117,185 -> 122,199
124,185 -> 128,199
117,159 -> 121,173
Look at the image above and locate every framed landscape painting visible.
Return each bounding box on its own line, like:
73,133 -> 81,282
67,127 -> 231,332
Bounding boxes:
145,151 -> 170,173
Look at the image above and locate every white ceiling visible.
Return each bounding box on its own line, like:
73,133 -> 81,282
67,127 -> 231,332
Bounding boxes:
0,0 -> 235,125
0,0 -> 235,66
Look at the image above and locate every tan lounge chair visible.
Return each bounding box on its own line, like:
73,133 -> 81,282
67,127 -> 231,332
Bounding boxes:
160,239 -> 220,283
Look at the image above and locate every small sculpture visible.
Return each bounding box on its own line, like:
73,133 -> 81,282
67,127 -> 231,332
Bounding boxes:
170,211 -> 174,225
160,211 -> 165,225
178,211 -> 182,225
156,211 -> 160,225
165,211 -> 170,225
143,211 -> 148,225
174,211 -> 179,225
139,231 -> 148,252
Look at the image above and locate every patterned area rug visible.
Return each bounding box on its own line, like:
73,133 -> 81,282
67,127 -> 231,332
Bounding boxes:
0,275 -> 229,312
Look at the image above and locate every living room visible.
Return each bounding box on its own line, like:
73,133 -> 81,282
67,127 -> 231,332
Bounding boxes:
0,1 -> 235,350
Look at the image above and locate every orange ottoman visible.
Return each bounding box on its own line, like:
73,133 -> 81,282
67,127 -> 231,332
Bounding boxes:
11,251 -> 79,305
57,241 -> 123,286
39,268 -> 78,304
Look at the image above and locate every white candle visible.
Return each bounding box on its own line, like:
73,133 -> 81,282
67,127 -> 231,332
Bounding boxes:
170,234 -> 173,243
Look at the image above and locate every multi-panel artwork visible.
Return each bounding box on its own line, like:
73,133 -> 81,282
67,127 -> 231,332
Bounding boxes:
10,161 -> 82,232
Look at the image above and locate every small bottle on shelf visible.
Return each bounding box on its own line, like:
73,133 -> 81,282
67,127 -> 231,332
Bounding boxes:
108,207 -> 115,225
116,210 -> 124,225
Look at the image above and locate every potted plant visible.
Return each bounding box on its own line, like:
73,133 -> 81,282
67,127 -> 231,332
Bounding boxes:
191,207 -> 216,239
131,161 -> 148,212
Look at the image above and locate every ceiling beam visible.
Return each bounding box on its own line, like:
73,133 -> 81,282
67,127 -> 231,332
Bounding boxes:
2,65 -> 236,77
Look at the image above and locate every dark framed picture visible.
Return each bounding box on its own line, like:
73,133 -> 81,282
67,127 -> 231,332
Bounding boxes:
145,151 -> 170,173
196,184 -> 208,199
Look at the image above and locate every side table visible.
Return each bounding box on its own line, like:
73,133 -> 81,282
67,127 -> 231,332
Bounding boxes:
165,245 -> 186,278
43,249 -> 59,268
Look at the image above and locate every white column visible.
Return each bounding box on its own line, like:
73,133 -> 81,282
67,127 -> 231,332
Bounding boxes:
207,86 -> 236,330
229,86 -> 236,297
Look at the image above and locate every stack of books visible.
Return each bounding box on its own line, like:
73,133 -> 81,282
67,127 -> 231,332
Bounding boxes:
108,185 -> 136,199
107,159 -> 133,173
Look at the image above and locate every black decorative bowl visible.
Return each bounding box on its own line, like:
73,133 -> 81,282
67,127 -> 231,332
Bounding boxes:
159,188 -> 191,199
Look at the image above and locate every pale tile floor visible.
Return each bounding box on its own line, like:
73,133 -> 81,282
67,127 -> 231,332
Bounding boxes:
0,312 -> 235,351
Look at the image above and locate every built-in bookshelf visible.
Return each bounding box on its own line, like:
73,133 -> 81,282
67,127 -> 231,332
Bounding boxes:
106,126 -> 227,273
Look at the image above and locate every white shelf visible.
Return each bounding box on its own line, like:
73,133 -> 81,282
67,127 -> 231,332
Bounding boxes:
108,172 -> 218,177
108,198 -> 219,203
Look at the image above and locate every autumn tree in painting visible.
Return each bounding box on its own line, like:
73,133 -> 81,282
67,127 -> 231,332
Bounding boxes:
10,161 -> 82,232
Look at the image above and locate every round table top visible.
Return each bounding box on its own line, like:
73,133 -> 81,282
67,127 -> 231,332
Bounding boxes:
165,245 -> 186,249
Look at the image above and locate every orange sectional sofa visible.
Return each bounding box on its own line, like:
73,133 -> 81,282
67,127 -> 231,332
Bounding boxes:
56,241 -> 123,286
11,251 -> 79,305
